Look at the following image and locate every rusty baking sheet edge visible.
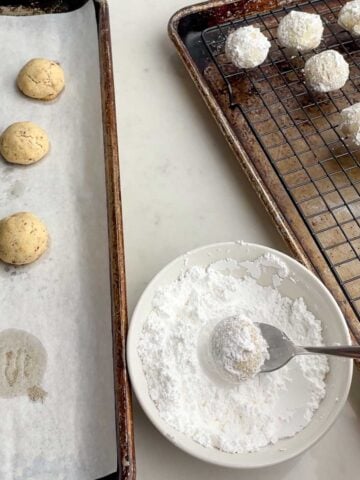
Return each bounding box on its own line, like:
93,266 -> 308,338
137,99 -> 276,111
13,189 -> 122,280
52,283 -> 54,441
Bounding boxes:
97,1 -> 136,479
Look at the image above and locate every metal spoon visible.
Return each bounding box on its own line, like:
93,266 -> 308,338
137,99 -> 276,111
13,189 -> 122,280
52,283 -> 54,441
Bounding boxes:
256,322 -> 360,373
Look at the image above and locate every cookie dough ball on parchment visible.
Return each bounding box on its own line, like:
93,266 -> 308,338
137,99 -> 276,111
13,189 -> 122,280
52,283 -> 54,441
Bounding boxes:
0,122 -> 49,165
17,58 -> 65,101
0,212 -> 49,265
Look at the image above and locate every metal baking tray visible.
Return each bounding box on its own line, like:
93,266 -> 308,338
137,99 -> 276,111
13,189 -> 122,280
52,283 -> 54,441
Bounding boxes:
0,1 -> 135,479
169,0 -> 360,344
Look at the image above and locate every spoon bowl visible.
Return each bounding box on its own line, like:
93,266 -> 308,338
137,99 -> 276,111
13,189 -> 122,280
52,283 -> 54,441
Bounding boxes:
256,322 -> 360,373
256,323 -> 297,373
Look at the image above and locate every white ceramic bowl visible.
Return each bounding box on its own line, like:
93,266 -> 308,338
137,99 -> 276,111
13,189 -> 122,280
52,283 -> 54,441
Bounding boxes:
127,242 -> 353,468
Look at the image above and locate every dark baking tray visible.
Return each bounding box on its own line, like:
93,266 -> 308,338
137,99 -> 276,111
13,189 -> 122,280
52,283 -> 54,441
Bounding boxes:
169,0 -> 360,344
0,1 -> 135,479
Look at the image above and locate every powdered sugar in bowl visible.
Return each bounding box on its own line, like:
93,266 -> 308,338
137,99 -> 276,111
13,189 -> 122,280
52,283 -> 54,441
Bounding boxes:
127,242 -> 352,468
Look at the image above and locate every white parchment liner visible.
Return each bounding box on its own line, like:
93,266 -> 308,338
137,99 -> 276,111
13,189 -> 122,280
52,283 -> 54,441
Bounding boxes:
0,2 -> 117,478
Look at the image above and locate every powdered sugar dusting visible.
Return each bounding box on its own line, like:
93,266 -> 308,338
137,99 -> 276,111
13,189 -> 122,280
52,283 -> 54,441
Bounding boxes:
338,0 -> 360,36
304,50 -> 349,92
138,254 -> 329,453
277,11 -> 323,52
239,252 -> 289,284
340,102 -> 360,146
210,317 -> 269,381
225,26 -> 270,69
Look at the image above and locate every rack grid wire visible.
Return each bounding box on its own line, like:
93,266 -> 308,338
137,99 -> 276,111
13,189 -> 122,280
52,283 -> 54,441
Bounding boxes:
202,0 -> 360,317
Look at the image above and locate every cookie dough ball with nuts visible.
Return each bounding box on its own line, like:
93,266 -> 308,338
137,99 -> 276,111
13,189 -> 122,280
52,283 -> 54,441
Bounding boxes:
0,122 -> 49,165
17,58 -> 65,101
304,50 -> 349,92
338,0 -> 360,36
225,25 -> 271,69
277,11 -> 324,52
0,212 -> 49,265
210,317 -> 269,382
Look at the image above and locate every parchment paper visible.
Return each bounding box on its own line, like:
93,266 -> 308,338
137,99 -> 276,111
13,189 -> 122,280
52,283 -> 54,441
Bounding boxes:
0,1 -> 117,478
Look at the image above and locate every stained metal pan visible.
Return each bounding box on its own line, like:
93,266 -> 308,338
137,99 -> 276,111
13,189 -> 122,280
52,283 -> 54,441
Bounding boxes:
0,1 -> 135,479
169,0 -> 360,344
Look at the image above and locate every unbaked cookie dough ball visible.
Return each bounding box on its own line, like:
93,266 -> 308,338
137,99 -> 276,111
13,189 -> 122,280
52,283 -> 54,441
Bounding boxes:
0,212 -> 49,265
210,316 -> 269,382
277,11 -> 323,52
339,102 -> 360,145
0,122 -> 49,165
17,58 -> 65,101
225,25 -> 271,69
304,50 -> 349,92
338,0 -> 360,36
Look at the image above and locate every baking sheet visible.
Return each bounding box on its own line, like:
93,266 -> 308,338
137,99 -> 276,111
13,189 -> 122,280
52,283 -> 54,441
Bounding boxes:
168,0 -> 360,342
0,1 -> 117,478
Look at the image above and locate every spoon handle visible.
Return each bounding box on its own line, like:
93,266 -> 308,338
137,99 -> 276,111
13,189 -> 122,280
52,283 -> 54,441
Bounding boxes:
302,345 -> 360,359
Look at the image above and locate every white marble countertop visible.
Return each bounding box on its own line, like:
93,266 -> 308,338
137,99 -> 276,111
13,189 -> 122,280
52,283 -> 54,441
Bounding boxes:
109,0 -> 360,478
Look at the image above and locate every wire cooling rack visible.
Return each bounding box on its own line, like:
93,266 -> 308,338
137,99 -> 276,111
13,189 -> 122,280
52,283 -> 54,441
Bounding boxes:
202,0 -> 360,316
